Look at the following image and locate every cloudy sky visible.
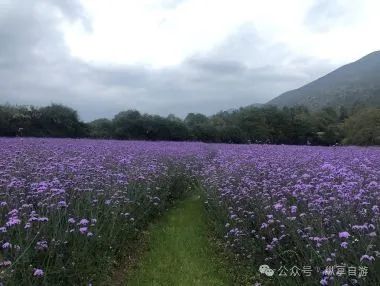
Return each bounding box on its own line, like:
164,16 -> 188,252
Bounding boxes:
1,0 -> 379,121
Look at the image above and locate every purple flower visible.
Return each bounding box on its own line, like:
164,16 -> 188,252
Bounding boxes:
260,223 -> 268,229
273,203 -> 283,210
340,242 -> 348,248
35,240 -> 48,250
6,217 -> 21,227
33,268 -> 44,277
338,231 -> 350,239
79,227 -> 88,234
57,201 -> 67,208
360,255 -> 375,262
79,219 -> 89,226
2,242 -> 12,249
320,277 -> 328,285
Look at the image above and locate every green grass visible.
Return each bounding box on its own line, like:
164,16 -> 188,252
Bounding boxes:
125,195 -> 233,286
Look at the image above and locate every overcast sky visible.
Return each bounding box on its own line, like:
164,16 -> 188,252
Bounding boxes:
1,0 -> 379,121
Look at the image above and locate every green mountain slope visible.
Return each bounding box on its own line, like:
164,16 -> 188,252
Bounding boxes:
267,51 -> 380,110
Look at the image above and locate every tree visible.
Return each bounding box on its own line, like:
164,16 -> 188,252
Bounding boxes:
38,104 -> 86,137
112,110 -> 144,139
343,108 -> 380,145
237,107 -> 271,143
219,126 -> 246,143
1,103 -> 379,146
184,113 -> 209,127
0,105 -> 18,136
89,118 -> 113,138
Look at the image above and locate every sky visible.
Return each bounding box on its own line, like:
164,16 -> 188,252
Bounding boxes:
0,0 -> 379,121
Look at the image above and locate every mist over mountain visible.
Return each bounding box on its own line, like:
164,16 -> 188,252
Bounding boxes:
267,51 -> 380,110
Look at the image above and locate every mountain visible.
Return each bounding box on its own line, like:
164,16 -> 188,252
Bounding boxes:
267,51 -> 380,110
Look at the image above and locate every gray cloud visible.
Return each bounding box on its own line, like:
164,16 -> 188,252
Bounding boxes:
305,0 -> 344,32
49,0 -> 88,21
0,0 -> 335,121
305,0 -> 363,32
185,57 -> 247,75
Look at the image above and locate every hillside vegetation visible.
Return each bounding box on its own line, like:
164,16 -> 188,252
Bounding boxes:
268,51 -> 380,110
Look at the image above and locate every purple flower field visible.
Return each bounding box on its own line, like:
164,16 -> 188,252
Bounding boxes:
0,138 -> 379,285
201,144 -> 380,285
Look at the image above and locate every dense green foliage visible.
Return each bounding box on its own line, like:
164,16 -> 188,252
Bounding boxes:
0,104 -> 87,137
342,107 -> 380,145
0,103 -> 379,145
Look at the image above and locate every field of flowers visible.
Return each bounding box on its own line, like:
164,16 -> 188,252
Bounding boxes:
0,138 -> 379,285
0,138 -> 203,285
201,144 -> 380,285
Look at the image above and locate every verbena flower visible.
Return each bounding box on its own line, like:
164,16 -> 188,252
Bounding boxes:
360,255 -> 375,262
33,269 -> 44,277
79,219 -> 89,225
338,231 -> 350,239
340,242 -> 348,248
2,242 -> 12,249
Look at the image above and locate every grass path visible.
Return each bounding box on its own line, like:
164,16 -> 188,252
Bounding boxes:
125,195 -> 233,286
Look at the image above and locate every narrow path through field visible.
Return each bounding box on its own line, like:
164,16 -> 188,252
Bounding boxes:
126,195 -> 232,286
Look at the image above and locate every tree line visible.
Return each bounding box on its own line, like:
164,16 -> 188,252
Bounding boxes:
0,103 -> 379,145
